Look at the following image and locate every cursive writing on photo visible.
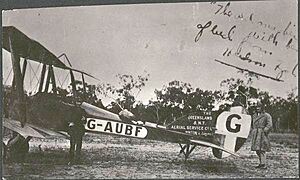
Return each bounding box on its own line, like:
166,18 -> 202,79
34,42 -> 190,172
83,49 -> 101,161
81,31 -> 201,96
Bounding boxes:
194,20 -> 236,42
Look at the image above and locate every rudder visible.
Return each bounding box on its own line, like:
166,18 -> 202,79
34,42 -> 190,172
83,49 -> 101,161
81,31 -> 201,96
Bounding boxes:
212,106 -> 251,158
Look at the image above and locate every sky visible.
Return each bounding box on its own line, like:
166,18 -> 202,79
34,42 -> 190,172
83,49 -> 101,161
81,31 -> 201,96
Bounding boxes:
2,1 -> 298,105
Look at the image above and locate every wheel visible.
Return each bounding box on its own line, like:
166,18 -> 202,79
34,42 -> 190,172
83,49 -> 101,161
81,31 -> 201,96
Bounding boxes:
7,134 -> 30,162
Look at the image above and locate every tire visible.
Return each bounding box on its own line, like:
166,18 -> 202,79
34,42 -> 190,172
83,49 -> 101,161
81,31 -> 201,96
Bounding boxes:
7,134 -> 30,162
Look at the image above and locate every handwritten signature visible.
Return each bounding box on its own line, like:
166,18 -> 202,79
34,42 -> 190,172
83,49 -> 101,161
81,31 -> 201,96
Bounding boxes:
194,20 -> 236,42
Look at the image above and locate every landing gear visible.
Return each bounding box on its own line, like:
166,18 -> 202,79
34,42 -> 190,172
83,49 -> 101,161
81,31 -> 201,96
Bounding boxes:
179,143 -> 196,161
6,133 -> 31,162
2,142 -> 7,163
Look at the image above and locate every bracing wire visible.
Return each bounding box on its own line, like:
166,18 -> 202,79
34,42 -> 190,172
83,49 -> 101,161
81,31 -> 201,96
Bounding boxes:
4,67 -> 13,85
55,68 -> 71,89
56,75 -> 63,87
29,62 -> 32,90
61,73 -> 70,87
28,62 -> 41,94
32,79 -> 40,94
28,62 -> 40,82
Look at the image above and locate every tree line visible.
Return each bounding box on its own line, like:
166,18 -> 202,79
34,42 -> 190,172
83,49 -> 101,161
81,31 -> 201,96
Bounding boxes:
95,73 -> 298,133
3,72 -> 298,133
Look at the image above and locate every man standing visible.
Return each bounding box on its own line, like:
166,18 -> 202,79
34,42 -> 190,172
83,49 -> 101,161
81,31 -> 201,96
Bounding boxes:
251,102 -> 273,169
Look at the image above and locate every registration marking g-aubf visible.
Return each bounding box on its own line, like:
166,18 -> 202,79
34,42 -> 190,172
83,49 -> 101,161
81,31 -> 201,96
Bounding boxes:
85,118 -> 148,138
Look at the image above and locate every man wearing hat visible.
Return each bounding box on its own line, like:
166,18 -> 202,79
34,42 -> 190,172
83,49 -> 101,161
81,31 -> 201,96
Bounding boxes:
250,101 -> 273,169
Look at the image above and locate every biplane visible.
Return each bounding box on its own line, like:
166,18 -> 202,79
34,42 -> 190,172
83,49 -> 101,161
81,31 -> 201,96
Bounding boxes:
2,26 -> 96,163
2,26 -> 252,164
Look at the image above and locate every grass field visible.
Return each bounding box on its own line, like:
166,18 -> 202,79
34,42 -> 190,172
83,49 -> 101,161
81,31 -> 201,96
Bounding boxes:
2,132 -> 299,179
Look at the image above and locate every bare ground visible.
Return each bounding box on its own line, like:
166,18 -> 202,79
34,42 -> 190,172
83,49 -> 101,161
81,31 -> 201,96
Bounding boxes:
2,133 -> 299,179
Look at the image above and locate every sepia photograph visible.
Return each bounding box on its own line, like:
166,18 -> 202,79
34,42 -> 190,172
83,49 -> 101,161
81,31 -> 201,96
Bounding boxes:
1,0 -> 298,179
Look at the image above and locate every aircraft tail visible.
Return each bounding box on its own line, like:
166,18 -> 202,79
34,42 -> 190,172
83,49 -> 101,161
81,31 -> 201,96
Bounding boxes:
212,106 -> 252,158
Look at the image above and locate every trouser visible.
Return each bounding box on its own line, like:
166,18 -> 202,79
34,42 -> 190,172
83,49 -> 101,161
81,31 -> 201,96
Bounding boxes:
256,150 -> 266,165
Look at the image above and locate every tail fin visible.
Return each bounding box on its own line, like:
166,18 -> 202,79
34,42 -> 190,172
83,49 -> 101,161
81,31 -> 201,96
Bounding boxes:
212,106 -> 251,158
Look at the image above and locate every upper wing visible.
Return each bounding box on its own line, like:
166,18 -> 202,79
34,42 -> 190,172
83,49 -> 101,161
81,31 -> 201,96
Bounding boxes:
3,118 -> 69,139
3,26 -> 100,81
2,26 -> 67,69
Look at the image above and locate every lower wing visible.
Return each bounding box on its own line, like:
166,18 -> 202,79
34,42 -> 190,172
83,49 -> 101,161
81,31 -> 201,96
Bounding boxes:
3,118 -> 69,139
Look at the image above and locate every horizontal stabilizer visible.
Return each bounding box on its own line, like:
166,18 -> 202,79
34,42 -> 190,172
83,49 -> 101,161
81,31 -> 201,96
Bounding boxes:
190,139 -> 239,157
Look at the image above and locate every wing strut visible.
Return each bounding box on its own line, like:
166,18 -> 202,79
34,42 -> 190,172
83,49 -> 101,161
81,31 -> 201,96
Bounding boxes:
81,72 -> 86,99
70,70 -> 77,97
38,64 -> 47,92
9,30 -> 27,127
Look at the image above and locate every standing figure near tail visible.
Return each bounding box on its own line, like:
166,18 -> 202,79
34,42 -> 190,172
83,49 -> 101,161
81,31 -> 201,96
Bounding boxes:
250,102 -> 273,169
